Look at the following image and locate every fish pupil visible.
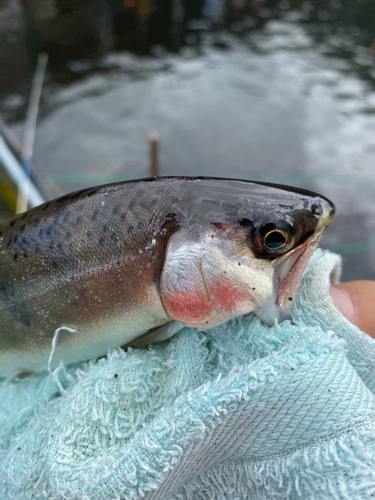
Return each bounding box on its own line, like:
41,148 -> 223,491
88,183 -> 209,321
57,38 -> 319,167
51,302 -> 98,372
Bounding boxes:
264,230 -> 286,249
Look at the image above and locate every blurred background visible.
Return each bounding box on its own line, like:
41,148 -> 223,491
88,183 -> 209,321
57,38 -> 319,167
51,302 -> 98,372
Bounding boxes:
0,0 -> 375,280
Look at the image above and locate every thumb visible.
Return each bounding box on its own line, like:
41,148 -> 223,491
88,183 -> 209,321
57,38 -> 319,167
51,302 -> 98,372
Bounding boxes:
329,281 -> 375,339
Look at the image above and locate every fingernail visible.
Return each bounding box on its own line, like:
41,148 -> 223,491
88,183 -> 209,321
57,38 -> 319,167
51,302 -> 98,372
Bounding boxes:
329,286 -> 355,323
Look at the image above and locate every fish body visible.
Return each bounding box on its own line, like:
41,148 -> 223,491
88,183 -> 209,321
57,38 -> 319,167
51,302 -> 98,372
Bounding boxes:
0,177 -> 334,374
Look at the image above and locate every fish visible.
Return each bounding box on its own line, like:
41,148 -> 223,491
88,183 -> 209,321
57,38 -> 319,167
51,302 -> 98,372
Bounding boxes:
0,177 -> 334,374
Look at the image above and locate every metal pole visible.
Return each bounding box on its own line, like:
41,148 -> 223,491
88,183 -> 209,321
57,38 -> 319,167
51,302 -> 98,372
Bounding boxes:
149,131 -> 159,178
17,52 -> 48,214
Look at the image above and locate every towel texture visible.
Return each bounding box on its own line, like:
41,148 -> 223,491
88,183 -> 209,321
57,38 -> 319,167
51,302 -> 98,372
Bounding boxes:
1,250 -> 375,499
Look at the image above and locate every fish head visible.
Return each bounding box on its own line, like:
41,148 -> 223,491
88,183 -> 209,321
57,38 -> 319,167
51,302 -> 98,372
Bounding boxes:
160,179 -> 335,328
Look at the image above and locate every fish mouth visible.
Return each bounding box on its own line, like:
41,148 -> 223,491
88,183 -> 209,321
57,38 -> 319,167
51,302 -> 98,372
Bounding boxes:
274,241 -> 310,312
255,238 -> 318,326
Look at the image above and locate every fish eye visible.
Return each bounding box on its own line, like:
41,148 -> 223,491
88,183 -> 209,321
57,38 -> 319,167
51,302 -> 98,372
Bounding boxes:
251,213 -> 297,258
263,229 -> 289,252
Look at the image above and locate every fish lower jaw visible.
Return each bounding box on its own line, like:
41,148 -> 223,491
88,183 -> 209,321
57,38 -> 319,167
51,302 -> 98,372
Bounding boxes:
254,244 -> 310,326
276,239 -> 320,312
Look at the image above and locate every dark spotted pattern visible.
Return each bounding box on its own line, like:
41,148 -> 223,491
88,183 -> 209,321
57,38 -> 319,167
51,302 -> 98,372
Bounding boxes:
63,211 -> 71,223
0,271 -> 30,327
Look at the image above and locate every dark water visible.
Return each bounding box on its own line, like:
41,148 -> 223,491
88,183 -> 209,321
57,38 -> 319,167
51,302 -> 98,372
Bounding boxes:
1,0 -> 375,281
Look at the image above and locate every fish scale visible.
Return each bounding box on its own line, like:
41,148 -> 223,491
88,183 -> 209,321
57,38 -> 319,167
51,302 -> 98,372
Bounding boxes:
0,177 -> 335,374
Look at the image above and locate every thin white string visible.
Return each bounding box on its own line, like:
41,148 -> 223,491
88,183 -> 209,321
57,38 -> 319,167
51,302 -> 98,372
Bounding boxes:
43,327 -> 78,402
47,326 -> 77,374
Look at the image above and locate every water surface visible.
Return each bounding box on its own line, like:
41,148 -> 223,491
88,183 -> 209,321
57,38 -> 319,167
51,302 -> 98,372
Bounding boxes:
1,1 -> 375,280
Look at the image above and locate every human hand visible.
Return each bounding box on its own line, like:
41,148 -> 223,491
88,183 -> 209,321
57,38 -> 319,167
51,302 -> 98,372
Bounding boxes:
329,281 -> 375,339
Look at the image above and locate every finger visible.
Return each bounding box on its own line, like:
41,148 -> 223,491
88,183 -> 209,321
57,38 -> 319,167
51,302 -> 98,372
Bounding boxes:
329,281 -> 375,339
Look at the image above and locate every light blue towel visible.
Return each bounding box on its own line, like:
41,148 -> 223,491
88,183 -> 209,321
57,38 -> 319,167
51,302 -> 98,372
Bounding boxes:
1,250 -> 375,499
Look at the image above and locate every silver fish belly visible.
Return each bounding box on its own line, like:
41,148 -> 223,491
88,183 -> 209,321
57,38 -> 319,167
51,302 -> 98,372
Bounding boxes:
0,177 -> 335,373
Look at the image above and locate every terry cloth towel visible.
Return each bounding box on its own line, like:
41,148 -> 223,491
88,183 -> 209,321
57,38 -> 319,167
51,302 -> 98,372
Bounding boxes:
1,250 -> 375,500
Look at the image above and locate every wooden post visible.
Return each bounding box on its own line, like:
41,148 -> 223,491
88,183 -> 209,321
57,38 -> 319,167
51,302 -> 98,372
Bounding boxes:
149,131 -> 159,178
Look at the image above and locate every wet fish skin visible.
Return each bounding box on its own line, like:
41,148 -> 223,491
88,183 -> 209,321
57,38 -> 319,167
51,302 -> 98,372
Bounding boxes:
0,177 -> 334,374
